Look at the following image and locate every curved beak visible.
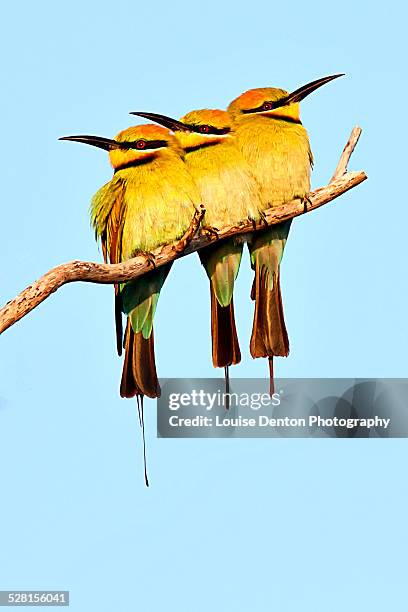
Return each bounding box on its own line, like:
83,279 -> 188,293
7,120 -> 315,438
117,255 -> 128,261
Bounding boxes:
130,111 -> 191,132
59,135 -> 122,150
286,73 -> 345,104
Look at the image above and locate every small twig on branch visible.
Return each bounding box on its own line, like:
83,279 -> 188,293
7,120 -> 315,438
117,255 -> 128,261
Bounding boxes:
330,126 -> 362,182
0,126 -> 367,335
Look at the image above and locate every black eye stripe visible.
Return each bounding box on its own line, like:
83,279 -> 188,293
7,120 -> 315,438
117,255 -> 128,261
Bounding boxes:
242,98 -> 289,114
187,124 -> 231,135
119,139 -> 168,150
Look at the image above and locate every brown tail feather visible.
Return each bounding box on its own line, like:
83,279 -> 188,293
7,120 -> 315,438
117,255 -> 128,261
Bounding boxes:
250,266 -> 289,359
250,277 -> 256,301
120,322 -> 138,398
210,289 -> 241,369
120,321 -> 161,399
133,329 -> 161,398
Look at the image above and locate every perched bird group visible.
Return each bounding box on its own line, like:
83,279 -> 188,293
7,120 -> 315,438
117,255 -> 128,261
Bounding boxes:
61,74 -> 342,413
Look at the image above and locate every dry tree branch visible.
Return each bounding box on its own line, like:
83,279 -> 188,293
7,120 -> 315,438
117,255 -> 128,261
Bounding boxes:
0,127 -> 367,335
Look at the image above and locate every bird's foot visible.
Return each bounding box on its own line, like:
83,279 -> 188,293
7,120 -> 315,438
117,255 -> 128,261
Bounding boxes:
146,252 -> 156,268
201,225 -> 219,240
301,194 -> 313,213
249,216 -> 258,231
136,250 -> 156,268
259,210 -> 269,226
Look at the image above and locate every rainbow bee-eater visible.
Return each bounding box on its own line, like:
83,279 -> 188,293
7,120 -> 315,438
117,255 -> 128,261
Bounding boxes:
132,109 -> 262,389
60,125 -> 200,481
227,74 -> 344,387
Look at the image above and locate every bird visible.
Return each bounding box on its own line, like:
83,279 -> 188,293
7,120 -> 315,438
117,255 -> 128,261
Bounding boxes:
131,109 -> 262,396
227,74 -> 344,391
60,125 -> 200,484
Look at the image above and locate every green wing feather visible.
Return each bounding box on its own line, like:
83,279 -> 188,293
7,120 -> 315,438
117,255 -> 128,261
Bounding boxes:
90,176 -> 126,354
199,240 -> 243,369
199,240 -> 243,308
248,220 -> 291,289
90,176 -> 126,240
121,264 -> 172,339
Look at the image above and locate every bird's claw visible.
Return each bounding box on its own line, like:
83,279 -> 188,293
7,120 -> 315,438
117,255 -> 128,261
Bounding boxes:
201,225 -> 219,239
301,194 -> 312,212
172,242 -> 185,255
132,248 -> 156,268
259,211 -> 268,226
143,251 -> 156,268
248,216 -> 258,231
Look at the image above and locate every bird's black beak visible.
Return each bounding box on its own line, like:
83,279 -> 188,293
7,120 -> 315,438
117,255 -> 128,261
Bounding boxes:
130,111 -> 190,132
286,74 -> 345,104
59,135 -> 122,151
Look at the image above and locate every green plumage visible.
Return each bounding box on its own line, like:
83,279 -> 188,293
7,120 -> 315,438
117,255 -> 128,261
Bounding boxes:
121,264 -> 171,339
199,241 -> 242,308
249,220 -> 290,291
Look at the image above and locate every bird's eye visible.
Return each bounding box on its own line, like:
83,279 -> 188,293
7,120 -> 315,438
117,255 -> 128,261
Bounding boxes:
135,140 -> 147,149
199,125 -> 210,134
262,102 -> 273,111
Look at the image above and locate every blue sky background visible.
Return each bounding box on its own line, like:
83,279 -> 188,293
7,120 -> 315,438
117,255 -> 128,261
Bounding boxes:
1,1 -> 407,610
